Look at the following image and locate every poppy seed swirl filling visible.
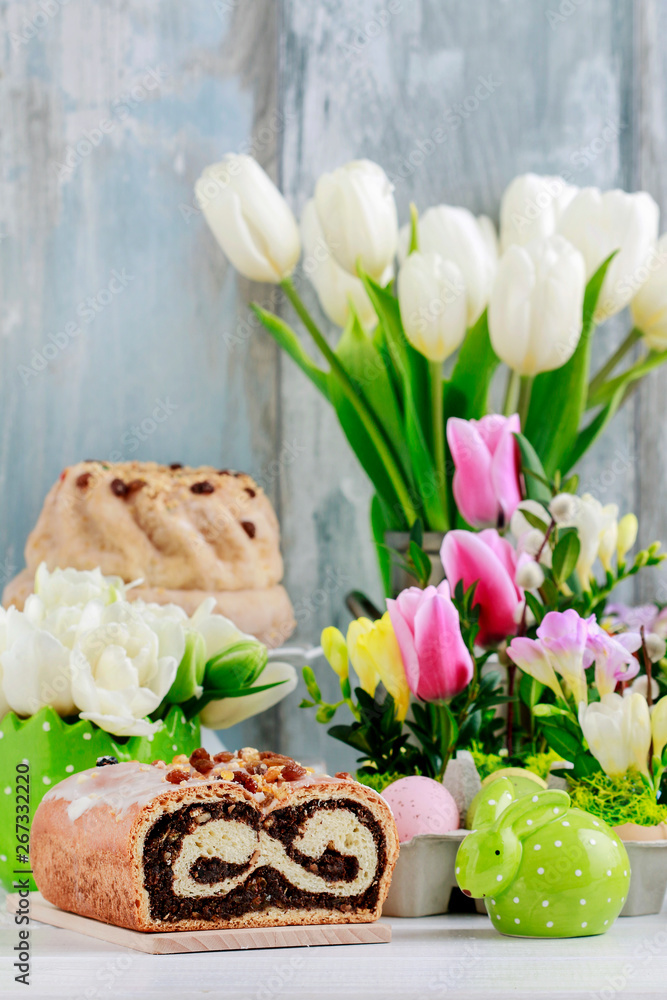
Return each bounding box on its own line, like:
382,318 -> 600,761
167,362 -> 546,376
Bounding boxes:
143,798 -> 386,921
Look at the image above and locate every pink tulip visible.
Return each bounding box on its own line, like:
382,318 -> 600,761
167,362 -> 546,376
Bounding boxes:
387,581 -> 474,701
446,413 -> 522,528
440,529 -> 523,646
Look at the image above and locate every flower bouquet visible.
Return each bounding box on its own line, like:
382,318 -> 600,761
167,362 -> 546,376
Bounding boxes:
507,604 -> 667,916
0,565 -> 296,891
196,157 -> 667,595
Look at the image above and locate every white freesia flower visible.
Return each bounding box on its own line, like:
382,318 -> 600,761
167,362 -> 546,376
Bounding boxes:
488,235 -> 586,376
195,155 -> 300,283
397,251 -> 467,362
314,159 -> 398,280
33,563 -> 126,610
300,199 -> 386,328
510,500 -> 552,567
558,187 -> 659,321
1,607 -> 76,717
70,601 -> 184,737
630,232 -> 667,350
199,660 -> 297,729
567,494 -> 619,584
499,174 -> 577,251
579,692 -> 651,777
397,205 -> 496,326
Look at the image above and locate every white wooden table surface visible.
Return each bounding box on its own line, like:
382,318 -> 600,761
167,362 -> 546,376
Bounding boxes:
2,895 -> 667,1000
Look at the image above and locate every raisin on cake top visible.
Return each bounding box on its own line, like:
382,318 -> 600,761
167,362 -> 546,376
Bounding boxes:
23,461 -> 284,592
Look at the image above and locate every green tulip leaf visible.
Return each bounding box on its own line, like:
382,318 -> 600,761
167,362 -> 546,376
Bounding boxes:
251,305 -> 330,400
335,307 -> 411,478
180,679 -> 290,722
445,310 -> 500,421
514,431 -> 552,503
360,272 -> 447,530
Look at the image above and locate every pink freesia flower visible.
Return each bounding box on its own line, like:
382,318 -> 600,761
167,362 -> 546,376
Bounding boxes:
440,529 -> 523,646
585,623 -> 641,698
536,610 -> 590,705
506,636 -> 564,699
447,413 -> 522,528
387,581 -> 474,702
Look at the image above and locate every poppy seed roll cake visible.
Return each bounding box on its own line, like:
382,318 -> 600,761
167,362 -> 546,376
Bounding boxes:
30,748 -> 399,932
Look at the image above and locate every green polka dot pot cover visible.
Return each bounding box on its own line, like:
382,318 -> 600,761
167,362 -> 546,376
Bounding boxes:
0,705 -> 200,892
455,777 -> 630,938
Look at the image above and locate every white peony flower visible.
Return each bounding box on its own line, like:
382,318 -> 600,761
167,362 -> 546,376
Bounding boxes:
33,562 -> 126,610
70,601 -> 184,737
0,606 -> 10,719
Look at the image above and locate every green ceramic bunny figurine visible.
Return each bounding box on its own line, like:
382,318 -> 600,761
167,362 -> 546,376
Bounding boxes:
455,778 -> 630,937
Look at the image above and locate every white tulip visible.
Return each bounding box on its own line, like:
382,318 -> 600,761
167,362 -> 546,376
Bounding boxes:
402,205 -> 496,326
499,174 -> 578,251
314,159 -> 398,280
558,187 -> 659,320
579,692 -> 650,777
630,232 -> 667,350
1,607 -> 76,717
195,155 -> 300,283
199,660 -> 297,729
189,597 -> 253,660
300,199 -> 386,328
397,251 -> 467,362
70,602 -> 184,737
489,235 -> 586,375
476,214 -> 500,265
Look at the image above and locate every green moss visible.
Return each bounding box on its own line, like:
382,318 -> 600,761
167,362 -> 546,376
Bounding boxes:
355,769 -> 421,793
568,770 -> 667,828
468,745 -> 505,781
523,749 -> 563,781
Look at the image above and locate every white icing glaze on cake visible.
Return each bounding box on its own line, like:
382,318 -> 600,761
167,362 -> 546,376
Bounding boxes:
45,761 -> 351,823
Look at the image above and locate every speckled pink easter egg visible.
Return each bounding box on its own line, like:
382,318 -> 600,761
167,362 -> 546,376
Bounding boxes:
382,776 -> 460,842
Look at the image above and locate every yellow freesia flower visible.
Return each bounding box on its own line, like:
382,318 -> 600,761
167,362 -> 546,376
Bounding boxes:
320,626 -> 349,681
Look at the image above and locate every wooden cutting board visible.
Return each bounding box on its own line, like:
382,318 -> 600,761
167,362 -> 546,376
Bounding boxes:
5,893 -> 391,954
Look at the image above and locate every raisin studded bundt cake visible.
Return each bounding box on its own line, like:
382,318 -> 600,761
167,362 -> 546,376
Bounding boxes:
2,461 -> 295,647
30,748 -> 399,932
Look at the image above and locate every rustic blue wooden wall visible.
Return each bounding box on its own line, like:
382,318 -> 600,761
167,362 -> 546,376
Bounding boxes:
1,0 -> 664,769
